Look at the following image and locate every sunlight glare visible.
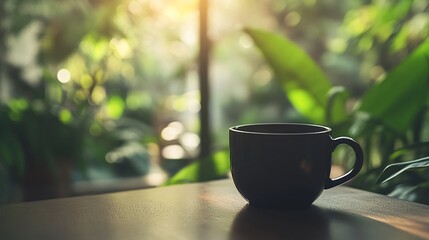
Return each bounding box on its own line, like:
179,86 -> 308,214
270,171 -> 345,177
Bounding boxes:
162,144 -> 185,159
57,68 -> 71,83
161,121 -> 184,141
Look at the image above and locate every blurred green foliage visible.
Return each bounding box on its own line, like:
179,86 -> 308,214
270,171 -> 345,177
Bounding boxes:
0,0 -> 161,202
1,0 -> 429,205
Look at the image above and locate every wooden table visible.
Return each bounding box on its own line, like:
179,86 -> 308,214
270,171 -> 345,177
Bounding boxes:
1,179 -> 429,240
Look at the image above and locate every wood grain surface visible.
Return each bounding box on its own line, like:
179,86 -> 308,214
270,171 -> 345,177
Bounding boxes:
1,179 -> 428,240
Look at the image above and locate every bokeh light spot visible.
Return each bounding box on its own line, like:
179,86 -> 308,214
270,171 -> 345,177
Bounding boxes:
162,144 -> 185,159
57,68 -> 71,83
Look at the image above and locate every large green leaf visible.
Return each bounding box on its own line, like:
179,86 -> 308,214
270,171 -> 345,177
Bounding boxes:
358,40 -> 429,134
245,28 -> 347,124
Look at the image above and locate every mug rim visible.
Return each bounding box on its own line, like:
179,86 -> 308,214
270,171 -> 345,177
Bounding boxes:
229,123 -> 331,136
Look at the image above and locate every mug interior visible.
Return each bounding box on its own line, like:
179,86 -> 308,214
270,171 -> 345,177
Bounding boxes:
230,123 -> 330,135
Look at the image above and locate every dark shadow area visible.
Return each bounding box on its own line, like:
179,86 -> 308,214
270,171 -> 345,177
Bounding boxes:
230,204 -> 424,240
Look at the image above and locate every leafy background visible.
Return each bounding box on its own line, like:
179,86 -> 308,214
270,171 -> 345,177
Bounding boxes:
1,0 -> 429,204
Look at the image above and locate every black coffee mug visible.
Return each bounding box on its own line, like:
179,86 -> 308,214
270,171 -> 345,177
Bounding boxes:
229,123 -> 363,209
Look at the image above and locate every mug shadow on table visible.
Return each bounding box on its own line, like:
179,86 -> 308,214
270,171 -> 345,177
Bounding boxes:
229,204 -> 423,240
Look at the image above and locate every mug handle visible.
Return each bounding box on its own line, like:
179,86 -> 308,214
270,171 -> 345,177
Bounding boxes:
324,137 -> 364,189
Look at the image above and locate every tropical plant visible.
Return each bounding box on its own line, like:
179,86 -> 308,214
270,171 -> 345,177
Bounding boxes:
244,28 -> 429,204
167,25 -> 429,205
